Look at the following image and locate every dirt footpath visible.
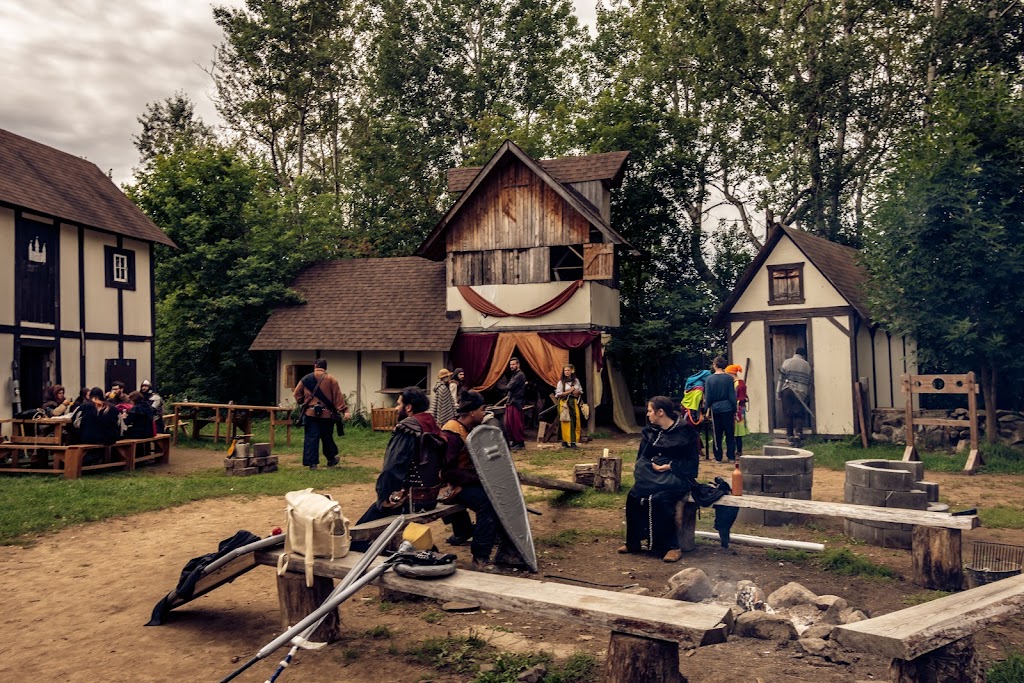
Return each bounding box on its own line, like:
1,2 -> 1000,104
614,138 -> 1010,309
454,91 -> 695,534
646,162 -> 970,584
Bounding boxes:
1,443 -> 1022,682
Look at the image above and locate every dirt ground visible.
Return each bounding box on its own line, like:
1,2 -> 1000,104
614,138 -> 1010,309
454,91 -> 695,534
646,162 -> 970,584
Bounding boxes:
2,435 -> 1023,682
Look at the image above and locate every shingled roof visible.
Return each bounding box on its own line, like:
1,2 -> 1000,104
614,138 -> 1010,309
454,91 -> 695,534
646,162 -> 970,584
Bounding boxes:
250,257 -> 459,352
712,225 -> 871,327
0,128 -> 175,247
446,150 -> 630,193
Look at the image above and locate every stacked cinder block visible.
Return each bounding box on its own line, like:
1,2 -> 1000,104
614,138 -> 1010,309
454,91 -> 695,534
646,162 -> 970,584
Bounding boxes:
224,442 -> 278,476
737,445 -> 814,526
843,459 -> 940,549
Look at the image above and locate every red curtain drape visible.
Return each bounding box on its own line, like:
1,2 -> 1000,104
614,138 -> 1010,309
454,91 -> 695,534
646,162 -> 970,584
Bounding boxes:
449,333 -> 498,389
457,280 -> 583,318
538,331 -> 604,372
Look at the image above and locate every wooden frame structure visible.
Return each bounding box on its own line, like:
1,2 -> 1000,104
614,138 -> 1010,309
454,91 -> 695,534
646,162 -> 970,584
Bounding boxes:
171,402 -> 292,448
901,373 -> 981,473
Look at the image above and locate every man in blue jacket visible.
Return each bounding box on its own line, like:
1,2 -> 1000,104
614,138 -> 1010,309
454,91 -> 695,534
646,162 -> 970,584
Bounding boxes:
704,356 -> 738,462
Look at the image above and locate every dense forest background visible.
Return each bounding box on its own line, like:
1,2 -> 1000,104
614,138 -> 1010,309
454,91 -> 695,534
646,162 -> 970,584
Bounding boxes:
125,0 -> 1024,413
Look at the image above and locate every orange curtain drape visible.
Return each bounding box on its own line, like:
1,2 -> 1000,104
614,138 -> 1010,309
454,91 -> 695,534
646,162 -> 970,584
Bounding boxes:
472,332 -> 568,391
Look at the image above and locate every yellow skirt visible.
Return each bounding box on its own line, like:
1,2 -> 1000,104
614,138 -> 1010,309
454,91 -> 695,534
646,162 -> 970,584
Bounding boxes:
559,397 -> 582,444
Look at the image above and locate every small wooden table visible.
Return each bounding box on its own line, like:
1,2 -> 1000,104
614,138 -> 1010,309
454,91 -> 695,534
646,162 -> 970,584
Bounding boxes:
0,417 -> 66,446
171,403 -> 292,449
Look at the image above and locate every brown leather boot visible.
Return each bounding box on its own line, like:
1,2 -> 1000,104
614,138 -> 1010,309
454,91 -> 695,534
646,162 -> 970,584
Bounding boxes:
662,549 -> 683,563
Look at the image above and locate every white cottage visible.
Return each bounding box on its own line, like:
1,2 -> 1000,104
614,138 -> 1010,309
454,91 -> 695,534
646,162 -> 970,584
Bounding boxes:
0,128 -> 175,419
712,225 -> 916,437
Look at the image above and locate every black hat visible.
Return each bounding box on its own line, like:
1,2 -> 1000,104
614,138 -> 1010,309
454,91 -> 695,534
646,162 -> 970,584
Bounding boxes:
457,390 -> 485,413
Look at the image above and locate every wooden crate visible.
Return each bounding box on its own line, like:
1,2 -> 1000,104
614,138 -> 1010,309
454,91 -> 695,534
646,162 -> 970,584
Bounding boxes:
371,406 -> 398,432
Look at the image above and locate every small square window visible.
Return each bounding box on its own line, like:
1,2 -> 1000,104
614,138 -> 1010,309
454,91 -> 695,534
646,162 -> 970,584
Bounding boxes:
768,263 -> 804,305
104,246 -> 136,290
381,363 -> 430,393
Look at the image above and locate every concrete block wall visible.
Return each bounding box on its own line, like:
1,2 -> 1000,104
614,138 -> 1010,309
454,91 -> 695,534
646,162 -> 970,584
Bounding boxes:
843,459 -> 940,549
737,446 -> 814,526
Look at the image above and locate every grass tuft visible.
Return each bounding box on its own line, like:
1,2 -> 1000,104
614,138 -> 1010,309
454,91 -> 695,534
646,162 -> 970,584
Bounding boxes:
364,624 -> 393,639
407,632 -> 491,674
901,591 -> 951,606
765,549 -> 811,564
978,505 -> 1024,529
817,547 -> 896,579
988,652 -> 1024,683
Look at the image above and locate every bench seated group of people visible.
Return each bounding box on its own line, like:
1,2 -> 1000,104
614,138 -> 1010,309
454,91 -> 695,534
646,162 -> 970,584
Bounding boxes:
37,381 -> 164,447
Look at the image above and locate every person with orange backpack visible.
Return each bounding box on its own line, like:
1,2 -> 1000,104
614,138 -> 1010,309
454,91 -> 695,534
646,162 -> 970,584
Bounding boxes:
725,364 -> 750,456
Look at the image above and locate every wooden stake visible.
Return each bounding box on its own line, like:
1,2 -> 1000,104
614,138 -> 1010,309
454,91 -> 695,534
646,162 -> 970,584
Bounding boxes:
912,527 -> 963,591
275,572 -> 341,643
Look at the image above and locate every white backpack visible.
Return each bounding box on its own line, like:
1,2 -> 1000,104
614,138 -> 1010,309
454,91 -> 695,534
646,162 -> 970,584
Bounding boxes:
277,488 -> 351,587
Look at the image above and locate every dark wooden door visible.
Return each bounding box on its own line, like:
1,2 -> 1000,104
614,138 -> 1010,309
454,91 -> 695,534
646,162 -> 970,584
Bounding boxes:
15,217 -> 57,324
18,344 -> 55,413
768,324 -> 808,430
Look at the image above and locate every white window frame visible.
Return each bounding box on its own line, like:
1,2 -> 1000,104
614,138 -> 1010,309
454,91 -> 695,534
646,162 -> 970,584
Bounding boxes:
112,253 -> 129,283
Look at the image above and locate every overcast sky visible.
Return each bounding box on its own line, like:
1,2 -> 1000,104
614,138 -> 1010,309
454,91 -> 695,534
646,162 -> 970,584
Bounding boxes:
0,1 -> 599,186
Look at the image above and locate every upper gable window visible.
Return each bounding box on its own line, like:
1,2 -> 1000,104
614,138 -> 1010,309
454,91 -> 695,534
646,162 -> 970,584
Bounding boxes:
550,245 -> 583,281
768,262 -> 804,305
104,246 -> 136,290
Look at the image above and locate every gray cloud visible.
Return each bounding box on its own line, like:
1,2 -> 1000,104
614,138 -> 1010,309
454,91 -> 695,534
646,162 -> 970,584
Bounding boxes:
1,0 -> 598,186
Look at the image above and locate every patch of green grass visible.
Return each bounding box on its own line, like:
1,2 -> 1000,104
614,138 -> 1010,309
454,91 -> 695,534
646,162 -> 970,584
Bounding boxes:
0,461 -> 377,544
407,632 -> 491,674
988,652 -> 1024,683
816,547 -> 896,579
546,653 -> 601,683
901,590 -> 951,606
378,600 -> 395,613
420,609 -> 446,624
588,432 -> 610,440
787,436 -> 1024,475
471,651 -> 598,683
364,624 -> 393,638
174,421 -> 391,457
548,487 -> 628,510
979,505 -> 1024,529
537,527 -> 622,548
766,549 -> 811,564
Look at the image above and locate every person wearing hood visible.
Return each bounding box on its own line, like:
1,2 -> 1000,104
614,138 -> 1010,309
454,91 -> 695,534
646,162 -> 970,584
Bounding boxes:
352,387 -> 443,546
431,369 -> 457,426
450,368 -> 465,404
617,396 -> 700,563
140,380 -> 164,434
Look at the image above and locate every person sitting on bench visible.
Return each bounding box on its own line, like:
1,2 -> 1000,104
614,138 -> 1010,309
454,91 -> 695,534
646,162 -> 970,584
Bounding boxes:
618,396 -> 701,563
351,387 -> 444,551
440,391 -> 520,571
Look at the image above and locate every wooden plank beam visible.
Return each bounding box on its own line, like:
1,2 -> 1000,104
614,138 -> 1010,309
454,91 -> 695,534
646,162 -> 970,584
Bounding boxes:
833,574 -> 1024,660
255,549 -> 730,645
910,418 -> 968,428
518,471 -> 588,492
713,495 -> 978,530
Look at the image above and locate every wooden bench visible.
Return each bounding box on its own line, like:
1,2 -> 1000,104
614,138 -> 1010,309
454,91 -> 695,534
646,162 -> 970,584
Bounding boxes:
347,503 -> 467,545
0,434 -> 171,479
833,573 -> 1024,682
255,547 -> 732,682
676,494 -> 979,590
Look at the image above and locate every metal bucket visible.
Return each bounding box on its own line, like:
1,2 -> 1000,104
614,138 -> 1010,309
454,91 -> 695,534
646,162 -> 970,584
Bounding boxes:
964,560 -> 1022,588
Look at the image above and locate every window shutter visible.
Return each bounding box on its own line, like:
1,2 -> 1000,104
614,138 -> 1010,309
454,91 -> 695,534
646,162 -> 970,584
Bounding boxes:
583,243 -> 614,280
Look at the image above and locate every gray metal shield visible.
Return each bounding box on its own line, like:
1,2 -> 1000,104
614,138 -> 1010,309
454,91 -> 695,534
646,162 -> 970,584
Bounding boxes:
465,424 -> 538,572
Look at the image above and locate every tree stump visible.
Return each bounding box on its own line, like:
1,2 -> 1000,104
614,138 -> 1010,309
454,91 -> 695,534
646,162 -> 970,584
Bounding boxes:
574,463 -> 596,486
675,500 -> 698,552
889,636 -> 984,683
912,527 -> 962,591
275,572 -> 340,643
596,455 -> 622,492
602,632 -> 686,683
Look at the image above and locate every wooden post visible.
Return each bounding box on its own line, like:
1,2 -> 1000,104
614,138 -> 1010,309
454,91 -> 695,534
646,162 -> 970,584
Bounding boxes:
602,632 -> 685,683
574,463 -> 596,486
585,343 -> 597,436
889,636 -> 984,683
268,409 -> 276,450
912,527 -> 963,591
173,404 -> 180,446
855,381 -> 870,449
902,374 -> 919,462
676,501 -> 698,553
964,372 -> 982,474
276,572 -> 341,643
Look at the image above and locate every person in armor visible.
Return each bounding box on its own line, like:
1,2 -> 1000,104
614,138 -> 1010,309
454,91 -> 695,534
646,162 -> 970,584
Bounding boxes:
351,387 -> 444,550
439,391 -> 517,570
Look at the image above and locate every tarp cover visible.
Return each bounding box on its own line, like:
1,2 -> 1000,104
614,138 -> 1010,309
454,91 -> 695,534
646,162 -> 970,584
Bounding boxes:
146,529 -> 261,626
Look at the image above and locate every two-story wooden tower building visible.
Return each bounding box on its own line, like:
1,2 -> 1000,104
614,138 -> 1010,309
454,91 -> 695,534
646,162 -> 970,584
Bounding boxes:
254,141 -> 638,431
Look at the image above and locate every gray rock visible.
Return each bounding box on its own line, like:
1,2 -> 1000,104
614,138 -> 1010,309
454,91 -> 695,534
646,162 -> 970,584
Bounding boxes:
734,612 -> 798,641
713,580 -> 736,599
814,595 -> 844,610
803,623 -> 834,640
517,664 -> 547,683
736,585 -> 766,611
843,609 -> 869,624
666,567 -> 714,602
821,598 -> 850,625
788,603 -> 821,624
766,582 -> 818,609
798,637 -> 830,656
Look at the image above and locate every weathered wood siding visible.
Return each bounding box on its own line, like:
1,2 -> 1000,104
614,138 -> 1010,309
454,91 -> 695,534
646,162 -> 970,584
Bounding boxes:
449,247 -> 550,286
446,157 -> 590,253
569,180 -> 610,223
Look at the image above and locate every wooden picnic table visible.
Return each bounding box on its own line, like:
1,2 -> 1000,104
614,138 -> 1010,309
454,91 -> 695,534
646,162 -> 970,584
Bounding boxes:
171,402 -> 292,449
0,417 -> 67,445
